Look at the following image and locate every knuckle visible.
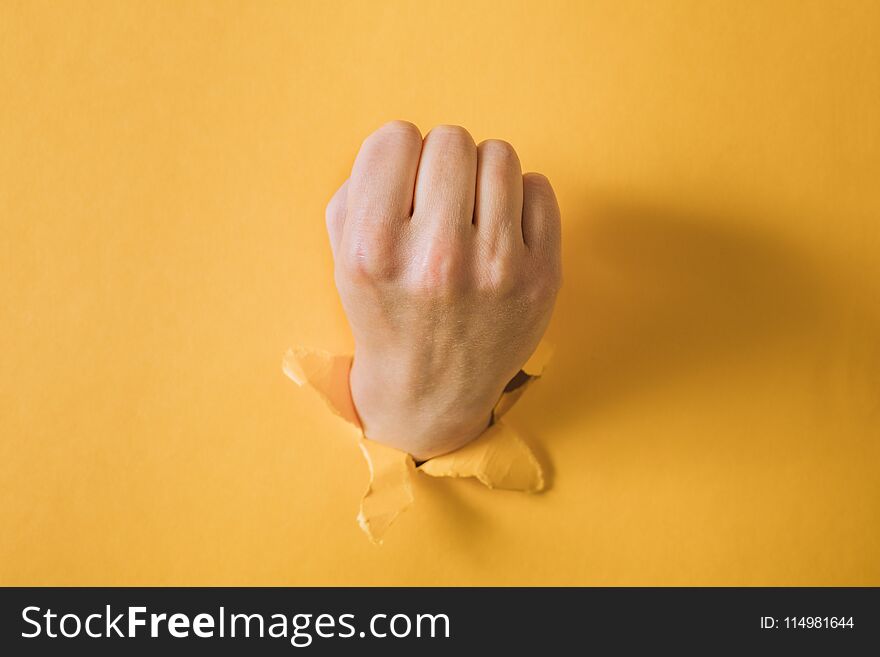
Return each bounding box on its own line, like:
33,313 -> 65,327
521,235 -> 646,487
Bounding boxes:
523,171 -> 551,186
325,199 -> 344,231
475,241 -> 518,294
479,139 -> 519,168
523,172 -> 555,202
381,119 -> 421,136
340,254 -> 396,285
497,257 -> 560,306
338,230 -> 398,283
365,120 -> 422,151
410,239 -> 469,294
479,257 -> 517,295
426,124 -> 475,151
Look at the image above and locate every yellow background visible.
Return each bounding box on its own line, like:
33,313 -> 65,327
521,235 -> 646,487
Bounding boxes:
2,0 -> 878,585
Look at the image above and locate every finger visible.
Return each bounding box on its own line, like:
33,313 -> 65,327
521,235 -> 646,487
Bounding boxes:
325,178 -> 349,260
347,120 -> 422,229
522,173 -> 561,258
412,125 -> 477,230
474,139 -> 523,245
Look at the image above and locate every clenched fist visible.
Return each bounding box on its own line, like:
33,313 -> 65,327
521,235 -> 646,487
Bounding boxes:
326,121 -> 561,460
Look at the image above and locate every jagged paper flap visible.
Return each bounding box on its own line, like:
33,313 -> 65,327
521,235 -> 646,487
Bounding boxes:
356,438 -> 416,544
418,420 -> 545,493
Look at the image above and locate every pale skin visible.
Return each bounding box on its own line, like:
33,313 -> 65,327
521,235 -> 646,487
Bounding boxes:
326,121 -> 561,460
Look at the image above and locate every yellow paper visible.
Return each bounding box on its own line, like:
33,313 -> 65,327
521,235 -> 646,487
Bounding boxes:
3,0 -> 879,586
356,439 -> 415,545
522,341 -> 555,377
418,421 -> 545,492
282,344 -> 546,542
282,347 -> 360,427
282,347 -> 413,544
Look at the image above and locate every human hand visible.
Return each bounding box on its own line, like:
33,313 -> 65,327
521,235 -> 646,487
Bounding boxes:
326,121 -> 561,460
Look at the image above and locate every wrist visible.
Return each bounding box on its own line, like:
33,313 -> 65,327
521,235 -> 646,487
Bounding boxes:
349,351 -> 498,460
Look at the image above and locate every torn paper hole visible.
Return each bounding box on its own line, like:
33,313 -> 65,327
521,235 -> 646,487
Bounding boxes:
494,340 -> 555,420
282,346 -> 360,427
282,340 -> 552,543
417,420 -> 545,492
283,346 -> 412,544
357,438 -> 415,544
